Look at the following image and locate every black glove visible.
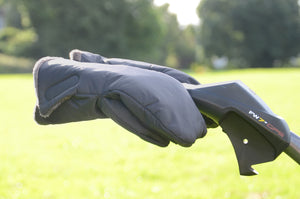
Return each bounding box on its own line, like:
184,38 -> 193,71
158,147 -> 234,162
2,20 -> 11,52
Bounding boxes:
69,49 -> 218,128
69,49 -> 200,85
33,57 -> 207,147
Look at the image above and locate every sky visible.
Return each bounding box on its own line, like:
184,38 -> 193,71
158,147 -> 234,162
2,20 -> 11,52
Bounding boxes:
153,0 -> 201,26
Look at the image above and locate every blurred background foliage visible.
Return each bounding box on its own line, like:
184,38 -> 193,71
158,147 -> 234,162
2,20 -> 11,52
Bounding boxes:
198,0 -> 300,68
0,0 -> 300,72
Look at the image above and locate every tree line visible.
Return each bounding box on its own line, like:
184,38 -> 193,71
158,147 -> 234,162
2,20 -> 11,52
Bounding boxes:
0,0 -> 300,68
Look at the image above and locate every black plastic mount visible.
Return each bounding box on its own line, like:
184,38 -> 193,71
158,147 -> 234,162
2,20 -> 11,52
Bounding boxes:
185,81 -> 291,176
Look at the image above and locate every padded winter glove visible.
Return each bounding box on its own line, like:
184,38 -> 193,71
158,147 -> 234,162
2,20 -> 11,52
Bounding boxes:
69,49 -> 200,85
33,57 -> 207,147
69,49 -> 218,128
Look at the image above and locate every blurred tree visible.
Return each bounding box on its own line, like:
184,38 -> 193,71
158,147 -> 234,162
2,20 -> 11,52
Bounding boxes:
1,0 -> 197,68
176,25 -> 197,68
155,4 -> 180,66
198,0 -> 300,67
21,0 -> 164,60
156,4 -> 197,68
0,0 -> 37,56
0,27 -> 37,56
1,0 -> 22,28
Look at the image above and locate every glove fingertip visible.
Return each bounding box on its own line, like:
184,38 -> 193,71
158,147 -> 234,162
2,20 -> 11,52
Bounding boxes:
69,49 -> 82,61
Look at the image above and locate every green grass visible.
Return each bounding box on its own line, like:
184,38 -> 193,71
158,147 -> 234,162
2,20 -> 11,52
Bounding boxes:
0,68 -> 300,199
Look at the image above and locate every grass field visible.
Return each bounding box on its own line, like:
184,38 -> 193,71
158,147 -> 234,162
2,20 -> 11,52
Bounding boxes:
0,68 -> 300,199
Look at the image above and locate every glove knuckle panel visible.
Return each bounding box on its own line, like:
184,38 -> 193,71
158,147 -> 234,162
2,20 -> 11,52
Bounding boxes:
45,75 -> 79,100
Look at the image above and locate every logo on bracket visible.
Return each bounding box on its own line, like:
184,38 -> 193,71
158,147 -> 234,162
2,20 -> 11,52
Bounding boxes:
248,110 -> 284,138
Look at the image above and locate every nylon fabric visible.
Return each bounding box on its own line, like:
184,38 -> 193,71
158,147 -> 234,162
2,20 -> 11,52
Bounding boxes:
33,57 -> 207,147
